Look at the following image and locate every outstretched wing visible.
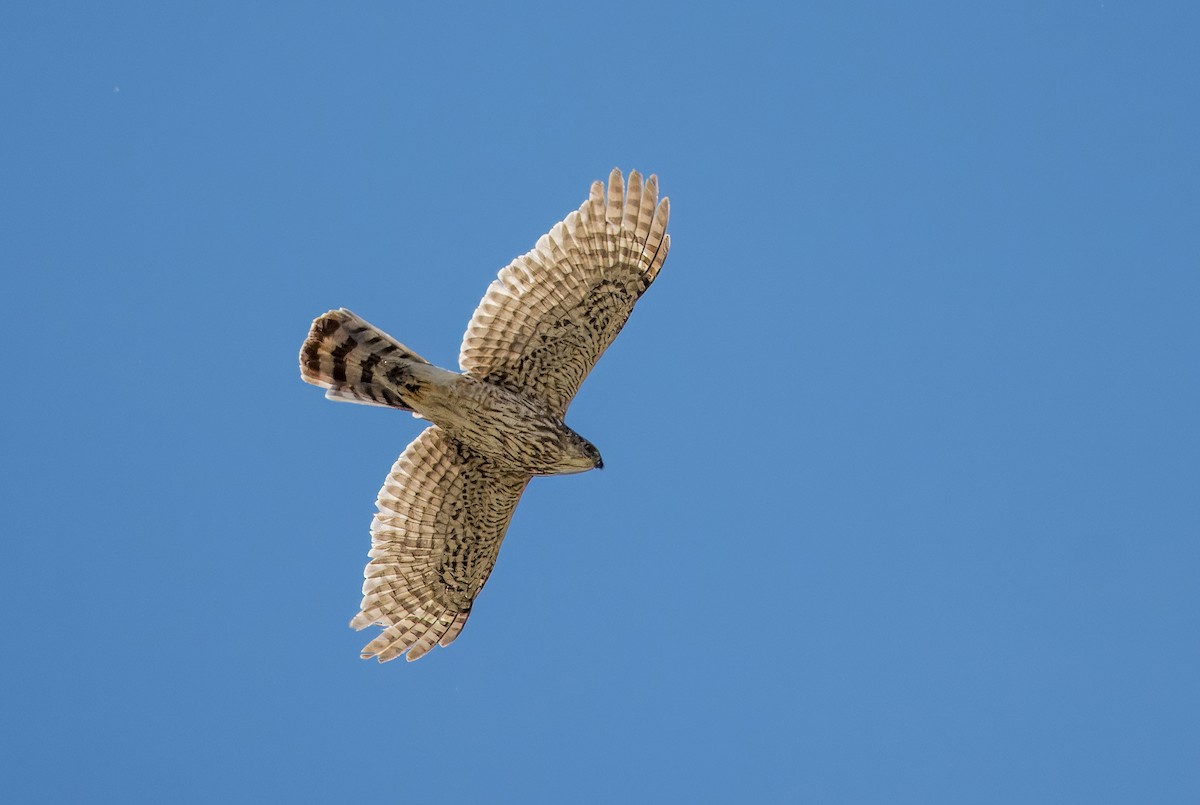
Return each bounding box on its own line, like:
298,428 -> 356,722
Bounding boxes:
459,168 -> 670,416
352,426 -> 529,662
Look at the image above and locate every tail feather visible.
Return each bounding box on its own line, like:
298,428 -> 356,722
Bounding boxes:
300,309 -> 429,410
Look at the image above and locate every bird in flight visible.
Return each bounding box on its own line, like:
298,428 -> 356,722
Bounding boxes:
300,169 -> 671,662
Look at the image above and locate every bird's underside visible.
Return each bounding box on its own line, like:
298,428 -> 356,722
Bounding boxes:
300,168 -> 670,662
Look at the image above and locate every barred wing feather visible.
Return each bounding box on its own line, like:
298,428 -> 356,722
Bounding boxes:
458,168 -> 670,416
352,427 -> 529,662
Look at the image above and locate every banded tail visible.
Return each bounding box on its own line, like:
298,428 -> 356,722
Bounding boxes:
300,309 -> 431,410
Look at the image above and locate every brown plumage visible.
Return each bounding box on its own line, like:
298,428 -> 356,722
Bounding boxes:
299,169 -> 670,662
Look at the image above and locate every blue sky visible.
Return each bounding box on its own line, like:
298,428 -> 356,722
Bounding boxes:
3,2 -> 1198,802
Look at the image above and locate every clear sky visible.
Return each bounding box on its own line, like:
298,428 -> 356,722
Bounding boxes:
3,3 -> 1198,802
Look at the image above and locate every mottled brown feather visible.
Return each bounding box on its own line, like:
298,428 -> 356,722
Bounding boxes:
353,427 -> 528,662
459,169 -> 671,416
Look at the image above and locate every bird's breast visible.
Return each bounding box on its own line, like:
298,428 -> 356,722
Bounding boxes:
421,375 -> 573,475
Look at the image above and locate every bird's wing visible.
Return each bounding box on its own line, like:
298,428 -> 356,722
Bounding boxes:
458,168 -> 670,416
352,426 -> 529,662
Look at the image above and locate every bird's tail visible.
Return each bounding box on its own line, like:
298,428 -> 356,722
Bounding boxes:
300,309 -> 432,410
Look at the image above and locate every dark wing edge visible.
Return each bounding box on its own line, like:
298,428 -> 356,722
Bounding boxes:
350,426 -> 529,662
458,168 -> 671,415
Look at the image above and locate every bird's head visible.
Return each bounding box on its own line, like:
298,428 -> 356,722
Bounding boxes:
558,429 -> 603,474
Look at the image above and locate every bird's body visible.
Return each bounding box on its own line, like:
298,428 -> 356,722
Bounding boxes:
419,369 -> 599,476
300,169 -> 670,662
304,310 -> 599,476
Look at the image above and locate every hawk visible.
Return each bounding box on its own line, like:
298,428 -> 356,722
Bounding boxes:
300,169 -> 671,662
